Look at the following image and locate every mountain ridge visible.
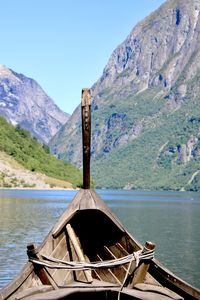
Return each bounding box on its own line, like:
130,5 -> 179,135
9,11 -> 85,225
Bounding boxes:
0,64 -> 69,144
51,0 -> 200,190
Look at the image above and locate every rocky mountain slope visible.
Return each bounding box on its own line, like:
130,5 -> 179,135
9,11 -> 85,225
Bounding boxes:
50,0 -> 200,191
0,65 -> 69,144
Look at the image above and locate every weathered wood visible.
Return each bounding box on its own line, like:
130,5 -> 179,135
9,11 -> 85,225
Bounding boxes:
134,283 -> 183,300
103,245 -> 128,282
81,88 -> 91,189
52,189 -> 125,238
66,223 -> 93,283
49,236 -> 72,285
15,285 -> 53,300
27,244 -> 58,289
130,241 -> 156,287
95,254 -> 121,285
16,285 -> 183,300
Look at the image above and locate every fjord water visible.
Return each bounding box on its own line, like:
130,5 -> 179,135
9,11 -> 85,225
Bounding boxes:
0,189 -> 200,289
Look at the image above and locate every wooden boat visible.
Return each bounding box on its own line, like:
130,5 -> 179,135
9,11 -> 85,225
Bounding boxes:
1,89 -> 200,300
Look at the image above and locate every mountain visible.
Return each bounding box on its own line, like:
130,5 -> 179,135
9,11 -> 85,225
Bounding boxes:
0,116 -> 82,188
0,65 -> 69,144
50,0 -> 200,191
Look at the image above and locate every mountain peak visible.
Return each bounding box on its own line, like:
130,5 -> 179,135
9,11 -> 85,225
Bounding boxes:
0,64 -> 21,83
0,64 -> 8,71
93,0 -> 200,95
0,66 -> 69,144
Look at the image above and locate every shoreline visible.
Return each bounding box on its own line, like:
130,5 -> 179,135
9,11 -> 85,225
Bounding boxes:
0,187 -> 79,191
0,153 -> 80,191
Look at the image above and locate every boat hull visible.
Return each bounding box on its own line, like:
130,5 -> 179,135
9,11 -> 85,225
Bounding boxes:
0,189 -> 199,300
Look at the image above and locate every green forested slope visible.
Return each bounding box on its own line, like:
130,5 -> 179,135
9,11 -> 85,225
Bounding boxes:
0,116 -> 82,188
91,86 -> 200,191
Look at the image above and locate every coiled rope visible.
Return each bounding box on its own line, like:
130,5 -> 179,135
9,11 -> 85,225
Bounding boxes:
29,249 -> 154,271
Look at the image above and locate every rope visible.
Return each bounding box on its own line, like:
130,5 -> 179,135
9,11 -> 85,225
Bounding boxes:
29,249 -> 154,271
117,254 -> 134,300
29,249 -> 154,300
116,249 -> 154,300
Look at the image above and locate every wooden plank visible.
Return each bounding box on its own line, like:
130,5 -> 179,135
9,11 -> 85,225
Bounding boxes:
52,231 -> 65,250
51,252 -> 73,286
15,285 -> 53,300
91,270 -> 102,281
104,245 -> 128,273
50,235 -> 68,259
116,242 -> 129,255
120,287 -> 178,300
149,259 -> 200,299
62,265 -> 74,285
52,190 -> 83,237
95,254 -> 121,285
130,241 -> 156,287
21,286 -> 177,300
79,189 -> 97,210
0,263 -> 34,300
53,189 -> 126,238
102,246 -> 128,283
119,235 -> 139,254
42,234 -> 73,286
109,243 -> 137,275
134,283 -> 183,300
66,224 -> 93,283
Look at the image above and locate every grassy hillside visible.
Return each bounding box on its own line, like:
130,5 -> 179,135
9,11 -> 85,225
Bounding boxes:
0,151 -> 79,189
91,85 -> 200,191
0,116 -> 82,188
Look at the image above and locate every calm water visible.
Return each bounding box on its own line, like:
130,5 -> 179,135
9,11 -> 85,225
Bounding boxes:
0,189 -> 200,289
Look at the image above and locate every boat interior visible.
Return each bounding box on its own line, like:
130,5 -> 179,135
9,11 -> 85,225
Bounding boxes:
47,209 -> 137,286
6,195 -> 185,299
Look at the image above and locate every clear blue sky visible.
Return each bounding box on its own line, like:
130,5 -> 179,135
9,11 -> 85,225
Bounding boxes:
0,0 -> 165,114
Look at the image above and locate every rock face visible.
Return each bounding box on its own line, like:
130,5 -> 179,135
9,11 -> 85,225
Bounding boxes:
93,0 -> 200,94
0,65 -> 69,144
50,0 -> 200,191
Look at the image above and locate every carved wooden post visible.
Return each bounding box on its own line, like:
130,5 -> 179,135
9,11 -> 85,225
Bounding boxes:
81,88 -> 91,189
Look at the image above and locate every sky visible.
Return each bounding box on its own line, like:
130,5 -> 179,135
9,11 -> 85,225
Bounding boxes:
0,0 -> 166,114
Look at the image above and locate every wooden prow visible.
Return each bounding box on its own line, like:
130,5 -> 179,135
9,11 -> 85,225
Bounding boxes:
81,88 -> 91,189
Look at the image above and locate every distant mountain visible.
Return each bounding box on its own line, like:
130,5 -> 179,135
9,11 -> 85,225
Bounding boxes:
50,0 -> 200,191
0,65 -> 69,144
